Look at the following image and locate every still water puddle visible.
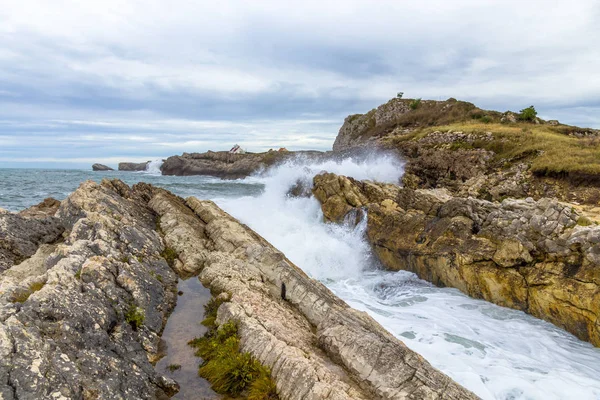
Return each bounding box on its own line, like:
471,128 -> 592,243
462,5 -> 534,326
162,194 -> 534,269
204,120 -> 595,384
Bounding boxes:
155,277 -> 219,399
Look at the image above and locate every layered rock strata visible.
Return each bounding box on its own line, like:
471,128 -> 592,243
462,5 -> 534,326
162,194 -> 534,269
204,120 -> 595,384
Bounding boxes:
150,190 -> 477,399
313,172 -> 600,347
0,179 -> 477,399
0,181 -> 179,399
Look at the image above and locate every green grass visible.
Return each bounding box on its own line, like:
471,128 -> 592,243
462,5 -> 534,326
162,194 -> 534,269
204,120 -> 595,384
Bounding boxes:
187,294 -> 278,399
389,121 -> 600,178
160,246 -> 178,268
409,98 -> 422,110
125,303 -> 145,330
188,322 -> 277,399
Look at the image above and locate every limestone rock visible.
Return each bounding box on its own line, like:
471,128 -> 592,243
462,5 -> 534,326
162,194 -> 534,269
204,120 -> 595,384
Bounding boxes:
19,197 -> 61,219
92,163 -> 114,171
0,180 -> 179,399
313,172 -> 600,347
151,189 -> 476,399
1,179 -> 476,399
0,211 -> 64,273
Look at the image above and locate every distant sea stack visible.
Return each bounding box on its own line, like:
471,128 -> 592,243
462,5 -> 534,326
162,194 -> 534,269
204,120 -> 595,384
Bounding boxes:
92,163 -> 114,171
118,161 -> 149,171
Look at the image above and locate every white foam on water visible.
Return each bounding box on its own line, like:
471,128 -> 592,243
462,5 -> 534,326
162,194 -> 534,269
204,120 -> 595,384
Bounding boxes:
215,155 -> 600,400
144,159 -> 164,175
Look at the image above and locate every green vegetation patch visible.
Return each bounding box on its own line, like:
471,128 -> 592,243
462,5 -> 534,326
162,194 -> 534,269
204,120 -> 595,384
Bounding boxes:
167,364 -> 181,372
407,122 -> 600,178
12,281 -> 46,303
160,246 -> 178,268
409,98 -> 422,110
125,303 -> 145,330
187,295 -> 278,399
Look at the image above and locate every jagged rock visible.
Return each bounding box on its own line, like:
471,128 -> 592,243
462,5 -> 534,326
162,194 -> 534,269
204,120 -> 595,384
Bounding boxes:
313,172 -> 600,347
0,211 -> 64,273
0,180 -> 179,399
151,189 -> 477,399
92,163 -> 114,171
500,111 -> 518,123
119,161 -> 150,171
0,179 -> 476,399
19,197 -> 61,219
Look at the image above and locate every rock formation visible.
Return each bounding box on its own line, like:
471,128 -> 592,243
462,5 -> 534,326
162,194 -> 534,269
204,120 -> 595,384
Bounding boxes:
0,179 -> 476,399
18,197 -> 61,219
313,172 -> 600,347
0,200 -> 64,273
92,163 -> 114,171
161,150 -> 323,179
332,97 -> 600,205
119,161 -> 150,171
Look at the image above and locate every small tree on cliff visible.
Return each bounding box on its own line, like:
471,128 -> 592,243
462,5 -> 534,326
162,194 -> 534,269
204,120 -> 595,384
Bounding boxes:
519,105 -> 537,121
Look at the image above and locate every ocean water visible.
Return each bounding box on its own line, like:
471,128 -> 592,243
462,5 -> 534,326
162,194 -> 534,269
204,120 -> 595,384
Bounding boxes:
2,157 -> 600,399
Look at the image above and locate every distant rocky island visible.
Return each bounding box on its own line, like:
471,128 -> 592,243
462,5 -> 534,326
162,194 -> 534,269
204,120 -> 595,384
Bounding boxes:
7,97 -> 600,399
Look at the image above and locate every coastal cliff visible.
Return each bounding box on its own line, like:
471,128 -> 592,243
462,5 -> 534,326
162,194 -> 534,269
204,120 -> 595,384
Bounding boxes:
0,180 -> 476,399
334,97 -> 600,205
313,171 -> 600,347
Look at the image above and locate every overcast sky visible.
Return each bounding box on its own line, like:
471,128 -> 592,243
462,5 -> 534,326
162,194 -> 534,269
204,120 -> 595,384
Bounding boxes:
1,0 -> 599,168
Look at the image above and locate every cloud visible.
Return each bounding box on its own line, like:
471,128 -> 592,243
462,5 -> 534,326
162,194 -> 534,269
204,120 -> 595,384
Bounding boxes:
0,0 -> 599,166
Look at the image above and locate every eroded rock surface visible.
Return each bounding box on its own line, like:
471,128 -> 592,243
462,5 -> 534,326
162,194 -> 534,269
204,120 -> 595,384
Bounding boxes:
1,179 -> 476,399
0,180 -> 179,399
151,189 -> 477,399
18,197 -> 61,219
0,207 -> 64,273
313,172 -> 600,347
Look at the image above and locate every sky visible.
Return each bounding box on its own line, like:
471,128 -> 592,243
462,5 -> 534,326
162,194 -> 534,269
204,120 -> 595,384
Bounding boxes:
1,0 -> 599,168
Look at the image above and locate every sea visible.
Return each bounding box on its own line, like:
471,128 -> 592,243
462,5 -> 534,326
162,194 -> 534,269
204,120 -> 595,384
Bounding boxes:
2,155 -> 600,400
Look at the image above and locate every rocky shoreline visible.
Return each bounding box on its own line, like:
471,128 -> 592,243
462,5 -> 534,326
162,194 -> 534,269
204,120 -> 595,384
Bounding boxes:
0,180 -> 476,399
312,171 -> 600,347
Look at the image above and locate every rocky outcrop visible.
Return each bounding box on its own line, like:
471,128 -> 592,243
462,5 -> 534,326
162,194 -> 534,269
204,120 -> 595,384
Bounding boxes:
0,180 -> 180,399
18,197 -> 61,219
119,161 -> 149,171
150,190 -> 477,399
0,207 -> 64,273
0,179 -> 476,399
161,150 -> 323,179
313,172 -> 600,347
92,163 -> 114,171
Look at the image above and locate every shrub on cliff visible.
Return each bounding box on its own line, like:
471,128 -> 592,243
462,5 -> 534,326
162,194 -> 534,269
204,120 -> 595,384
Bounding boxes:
409,98 -> 422,110
519,106 -> 538,121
